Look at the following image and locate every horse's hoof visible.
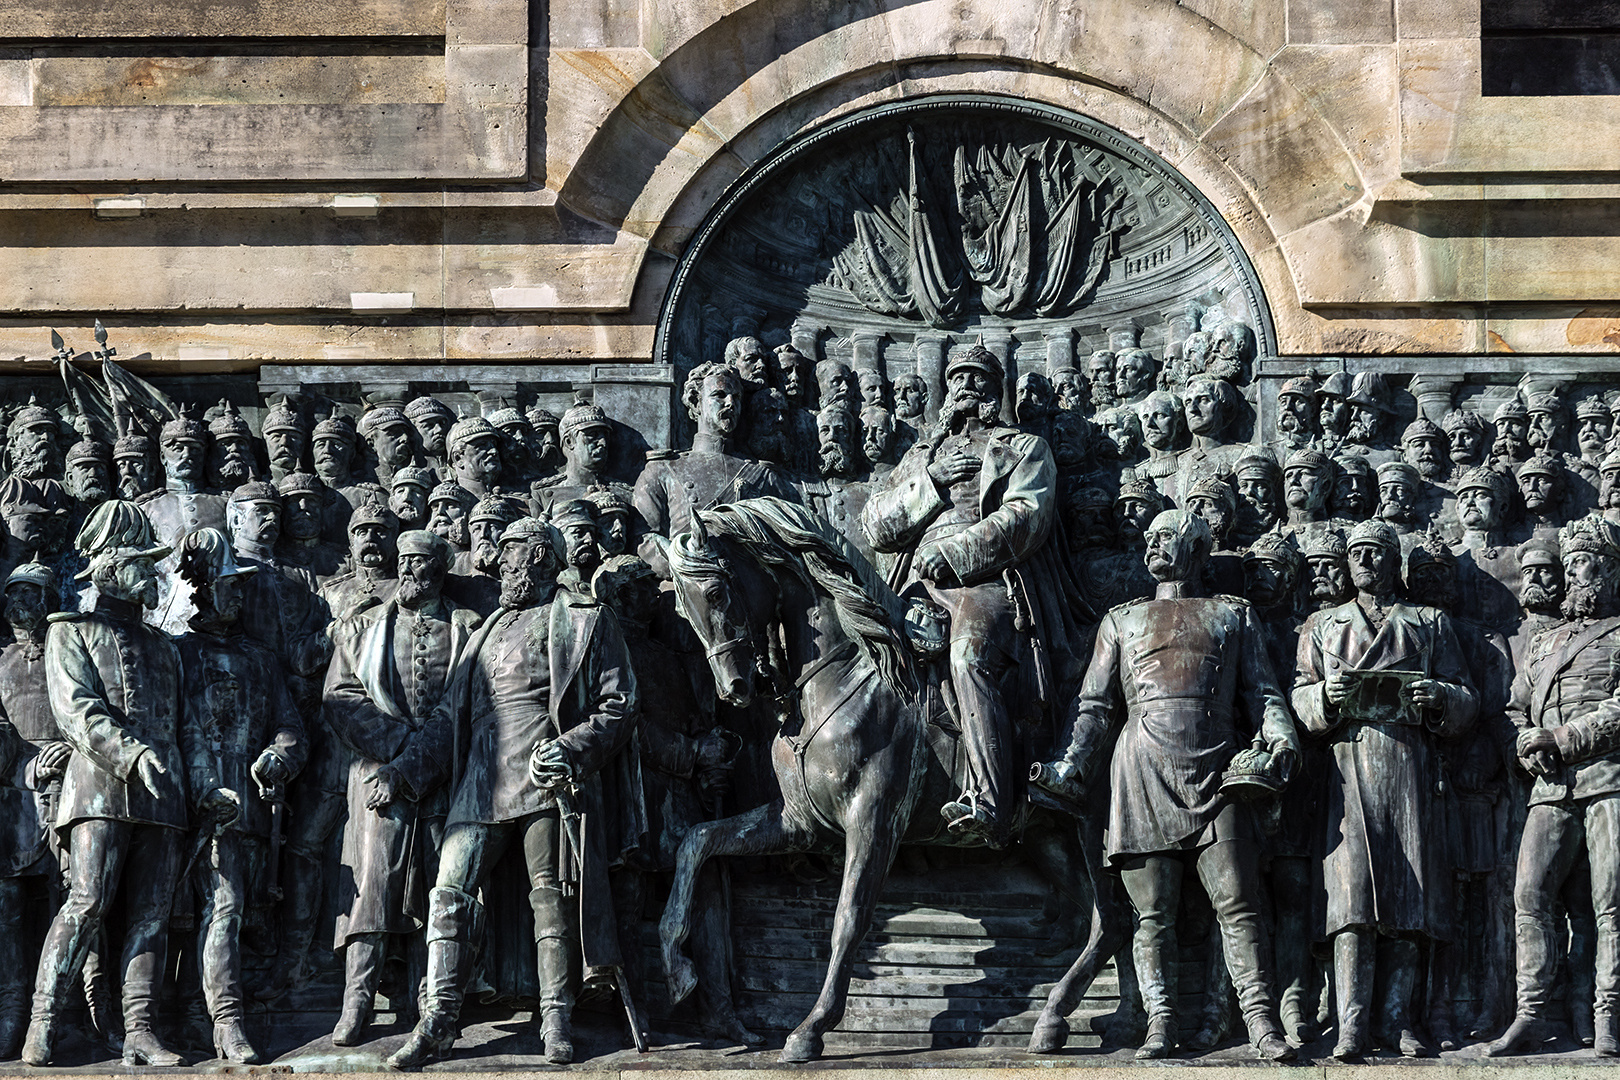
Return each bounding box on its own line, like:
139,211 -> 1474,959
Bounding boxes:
665,956 -> 699,1008
780,1030 -> 823,1063
1027,1013 -> 1069,1054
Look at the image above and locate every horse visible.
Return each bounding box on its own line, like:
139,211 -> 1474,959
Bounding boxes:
651,496 -> 1110,1062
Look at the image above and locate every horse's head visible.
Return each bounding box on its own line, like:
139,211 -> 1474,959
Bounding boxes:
662,510 -> 759,708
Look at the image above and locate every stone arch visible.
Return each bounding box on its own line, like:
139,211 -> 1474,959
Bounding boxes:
551,0 -> 1367,351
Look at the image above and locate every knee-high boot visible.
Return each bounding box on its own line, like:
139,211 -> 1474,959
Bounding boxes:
386,888 -> 476,1069
1378,937 -> 1425,1056
1332,929 -> 1375,1059
333,934 -> 385,1046
1131,919 -> 1177,1059
1486,912 -> 1560,1056
531,886 -> 574,1065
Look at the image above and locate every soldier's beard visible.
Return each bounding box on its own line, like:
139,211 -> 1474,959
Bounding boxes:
212,450 -> 255,489
11,442 -> 53,481
819,442 -> 854,478
1346,413 -> 1378,443
1493,434 -> 1527,460
1562,579 -> 1615,620
500,568 -> 541,609
1235,500 -> 1277,536
1311,573 -> 1346,601
1521,583 -> 1559,612
473,540 -> 500,575
397,573 -> 439,608
1380,499 -> 1414,523
119,474 -> 145,500
69,477 -> 109,503
943,391 -> 1000,433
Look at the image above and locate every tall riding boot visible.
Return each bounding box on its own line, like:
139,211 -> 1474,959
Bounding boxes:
531,887 -> 575,1065
1131,924 -> 1177,1059
1378,937 -> 1426,1056
1486,913 -> 1560,1056
1593,912 -> 1619,1056
387,888 -> 476,1070
24,907 -> 96,1066
81,937 -> 122,1053
1570,900 -> 1598,1047
333,935 -> 385,1046
1185,944 -> 1231,1051
1332,929 -> 1375,1060
0,881 -> 26,1059
693,873 -> 763,1046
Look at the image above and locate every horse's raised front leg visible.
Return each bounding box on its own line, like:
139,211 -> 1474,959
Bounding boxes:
781,798 -> 900,1064
660,801 -> 806,1007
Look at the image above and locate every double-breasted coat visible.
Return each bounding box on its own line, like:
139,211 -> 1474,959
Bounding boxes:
1294,599 -> 1478,939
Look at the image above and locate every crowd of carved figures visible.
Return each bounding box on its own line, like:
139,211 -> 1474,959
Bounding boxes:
0,322 -> 1616,1069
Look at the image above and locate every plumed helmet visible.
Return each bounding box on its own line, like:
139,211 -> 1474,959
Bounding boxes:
1559,514 -> 1620,560
177,527 -> 258,588
74,499 -> 169,569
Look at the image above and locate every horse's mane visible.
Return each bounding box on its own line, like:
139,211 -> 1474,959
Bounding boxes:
697,497 -> 918,698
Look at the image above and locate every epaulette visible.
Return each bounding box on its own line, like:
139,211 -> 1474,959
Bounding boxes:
46,611 -> 85,623
1216,593 -> 1251,607
645,449 -> 678,462
135,489 -> 163,504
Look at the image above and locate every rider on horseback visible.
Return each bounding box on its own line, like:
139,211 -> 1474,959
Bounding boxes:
863,344 -> 1057,848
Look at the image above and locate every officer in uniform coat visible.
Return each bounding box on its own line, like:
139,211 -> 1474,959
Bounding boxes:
23,502 -> 228,1067
173,529 -> 305,1063
1035,510 -> 1298,1061
321,530 -> 479,1047
1294,518 -> 1478,1059
390,517 -> 640,1069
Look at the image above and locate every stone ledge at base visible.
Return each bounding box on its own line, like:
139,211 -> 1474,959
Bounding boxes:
1,1011 -> 1615,1076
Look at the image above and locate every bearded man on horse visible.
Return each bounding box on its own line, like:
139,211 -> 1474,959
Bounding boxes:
863,344 -> 1077,848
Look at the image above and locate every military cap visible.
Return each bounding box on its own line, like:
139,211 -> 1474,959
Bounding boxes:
276,472 -> 325,498
311,412 -> 357,444
348,493 -> 397,533
405,396 -> 455,423
528,407 -> 560,433
1318,372 -> 1353,400
390,465 -> 436,492
1346,518 -> 1400,554
0,477 -> 49,516
1347,371 -> 1393,411
1186,475 -> 1236,511
1559,514 -> 1620,559
1233,449 -> 1282,482
1526,390 -> 1565,415
160,414 -> 208,446
208,401 -> 252,441
487,407 -> 527,433
1375,460 -> 1421,487
1603,447 -> 1620,475
261,399 -> 304,435
445,415 -> 498,460
1334,453 -> 1374,478
1244,530 -> 1303,578
550,498 -> 598,531
229,481 -> 280,505
1407,531 -> 1456,575
1577,394 -> 1609,420
1493,398 -> 1529,423
1516,536 -> 1560,570
397,529 -> 450,561
358,405 -> 411,438
559,397 -> 612,442
74,499 -> 169,574
8,397 -> 57,434
1284,447 -> 1332,474
113,433 -> 153,461
1518,452 -> 1564,480
944,344 -> 1004,384
1302,528 -> 1348,561
1441,408 -> 1486,436
1278,375 -> 1318,400
1401,417 -> 1446,445
469,494 -> 524,526
499,516 -> 554,547
1115,477 -> 1166,513
66,437 -> 108,468
5,562 -> 50,590
1456,465 -> 1505,496
586,486 -> 631,519
428,481 -> 476,509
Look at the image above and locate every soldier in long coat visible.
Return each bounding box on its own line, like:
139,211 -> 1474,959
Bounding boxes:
389,517 -> 641,1069
1294,519 -> 1478,1059
321,530 -> 479,1047
23,502 -> 229,1067
1034,510 -> 1297,1061
863,344 -> 1079,846
173,529 -> 305,1063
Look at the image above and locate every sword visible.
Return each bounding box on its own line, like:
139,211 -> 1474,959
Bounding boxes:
256,776 -> 285,902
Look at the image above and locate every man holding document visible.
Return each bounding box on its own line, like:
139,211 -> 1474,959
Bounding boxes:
1293,518 -> 1478,1060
